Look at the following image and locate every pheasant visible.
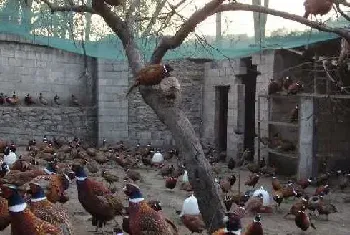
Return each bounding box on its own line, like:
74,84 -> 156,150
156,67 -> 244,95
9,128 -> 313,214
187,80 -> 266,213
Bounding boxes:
27,183 -> 73,234
126,64 -> 174,96
71,164 -> 124,232
123,183 -> 178,235
30,162 -> 71,204
0,196 -> 10,231
303,0 -> 334,19
24,94 -> 35,105
0,184 -> 63,235
212,212 -> 242,235
244,214 -> 264,235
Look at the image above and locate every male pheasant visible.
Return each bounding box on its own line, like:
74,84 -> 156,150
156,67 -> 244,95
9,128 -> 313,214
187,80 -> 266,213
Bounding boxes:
27,183 -> 73,234
126,63 -> 174,96
123,183 -> 178,235
0,184 -> 63,235
71,164 -> 124,232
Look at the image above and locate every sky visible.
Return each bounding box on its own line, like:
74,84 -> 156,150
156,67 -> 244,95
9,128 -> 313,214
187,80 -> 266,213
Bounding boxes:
186,0 -> 339,37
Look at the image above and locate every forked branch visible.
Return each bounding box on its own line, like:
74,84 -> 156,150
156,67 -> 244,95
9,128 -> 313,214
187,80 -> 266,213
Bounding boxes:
38,0 -> 95,13
150,0 -> 225,64
215,2 -> 350,41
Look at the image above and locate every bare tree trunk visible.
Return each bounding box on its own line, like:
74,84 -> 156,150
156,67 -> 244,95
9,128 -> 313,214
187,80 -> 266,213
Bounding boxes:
140,88 -> 225,234
92,2 -> 225,233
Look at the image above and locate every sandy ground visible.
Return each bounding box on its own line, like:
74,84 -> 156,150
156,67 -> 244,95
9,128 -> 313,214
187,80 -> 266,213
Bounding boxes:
2,153 -> 350,235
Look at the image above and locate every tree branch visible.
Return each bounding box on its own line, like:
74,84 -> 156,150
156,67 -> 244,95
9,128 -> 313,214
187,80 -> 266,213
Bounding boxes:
335,0 -> 350,8
150,0 -> 225,64
215,2 -> 350,41
92,1 -> 144,74
141,0 -> 167,38
38,0 -> 95,13
335,3 -> 350,22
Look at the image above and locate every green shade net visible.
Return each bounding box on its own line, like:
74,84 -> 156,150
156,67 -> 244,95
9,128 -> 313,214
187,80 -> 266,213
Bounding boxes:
0,0 -> 346,61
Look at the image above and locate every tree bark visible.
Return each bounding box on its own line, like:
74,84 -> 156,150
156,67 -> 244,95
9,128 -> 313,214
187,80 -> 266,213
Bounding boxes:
140,87 -> 225,233
92,1 -> 225,233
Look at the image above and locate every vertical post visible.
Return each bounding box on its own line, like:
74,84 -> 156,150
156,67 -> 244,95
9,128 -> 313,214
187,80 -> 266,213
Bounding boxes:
216,12 -> 222,46
257,95 -> 261,166
298,97 -> 316,179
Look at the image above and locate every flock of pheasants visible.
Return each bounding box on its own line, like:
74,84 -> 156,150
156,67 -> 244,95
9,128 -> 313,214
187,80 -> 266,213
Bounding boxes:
0,135 -> 347,235
0,92 -> 81,106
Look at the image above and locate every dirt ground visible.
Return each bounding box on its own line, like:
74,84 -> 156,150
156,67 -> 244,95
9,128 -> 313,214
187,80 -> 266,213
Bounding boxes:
2,152 -> 350,235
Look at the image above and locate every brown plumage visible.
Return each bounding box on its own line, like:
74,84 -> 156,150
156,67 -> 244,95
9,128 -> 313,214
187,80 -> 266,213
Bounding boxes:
268,79 -> 281,95
27,183 -> 73,234
24,94 -> 35,105
272,176 -> 282,191
296,177 -> 313,189
290,105 -> 299,122
284,197 -> 309,218
0,196 -> 10,231
123,183 -> 178,235
125,168 -> 141,182
295,205 -> 316,231
314,184 -> 330,196
212,212 -> 242,234
244,214 -> 263,235
245,195 -> 263,215
303,0 -> 333,19
126,64 -> 174,96
181,214 -> 205,234
281,183 -> 298,199
71,165 -> 123,232
282,76 -> 293,90
165,177 -> 177,190
0,184 -> 63,235
245,173 -> 260,188
287,82 -> 303,95
220,174 -> 236,194
5,91 -> 19,105
101,170 -> 119,188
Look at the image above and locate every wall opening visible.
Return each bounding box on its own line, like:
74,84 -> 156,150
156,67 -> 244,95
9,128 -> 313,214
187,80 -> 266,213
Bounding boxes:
241,58 -> 259,158
215,85 -> 230,153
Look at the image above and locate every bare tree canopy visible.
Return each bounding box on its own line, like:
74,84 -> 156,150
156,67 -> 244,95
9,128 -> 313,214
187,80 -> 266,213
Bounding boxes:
34,0 -> 350,232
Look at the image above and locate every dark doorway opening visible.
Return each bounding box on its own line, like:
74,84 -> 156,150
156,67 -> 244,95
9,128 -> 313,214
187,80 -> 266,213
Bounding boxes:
215,86 -> 230,153
241,58 -> 259,158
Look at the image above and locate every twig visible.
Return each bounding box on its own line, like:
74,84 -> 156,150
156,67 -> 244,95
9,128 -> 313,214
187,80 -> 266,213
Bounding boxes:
38,0 -> 95,13
215,2 -> 350,41
150,0 -> 225,63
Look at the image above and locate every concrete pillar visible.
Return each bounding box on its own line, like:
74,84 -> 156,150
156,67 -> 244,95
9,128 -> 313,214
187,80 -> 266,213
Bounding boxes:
227,84 -> 245,159
96,59 -> 129,146
298,97 -> 317,179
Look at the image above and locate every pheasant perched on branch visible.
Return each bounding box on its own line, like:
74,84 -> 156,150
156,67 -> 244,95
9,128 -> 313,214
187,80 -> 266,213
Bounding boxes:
303,0 -> 334,19
126,64 -> 174,96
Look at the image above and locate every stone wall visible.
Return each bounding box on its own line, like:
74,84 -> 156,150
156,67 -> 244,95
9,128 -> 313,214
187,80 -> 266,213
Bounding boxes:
0,107 -> 96,145
202,59 -> 247,159
0,34 -> 207,146
127,60 -> 205,147
0,34 -> 98,145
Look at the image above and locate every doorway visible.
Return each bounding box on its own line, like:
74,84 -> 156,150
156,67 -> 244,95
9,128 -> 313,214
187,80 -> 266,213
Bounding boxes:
241,58 -> 259,158
215,86 -> 230,153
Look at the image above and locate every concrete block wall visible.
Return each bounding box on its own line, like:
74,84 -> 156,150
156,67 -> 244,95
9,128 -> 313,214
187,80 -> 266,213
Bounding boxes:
127,60 -> 204,147
202,59 -> 245,159
253,51 -> 275,161
97,60 -> 129,145
0,33 -> 98,145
